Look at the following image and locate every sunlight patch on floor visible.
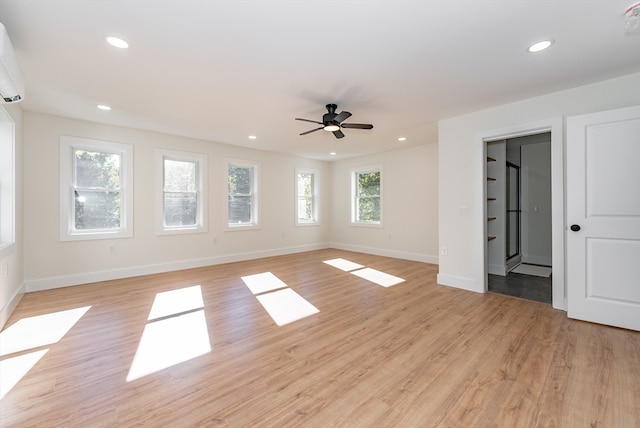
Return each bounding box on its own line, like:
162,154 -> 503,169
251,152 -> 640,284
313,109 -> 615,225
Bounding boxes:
324,258 -> 406,287
350,267 -> 406,287
241,271 -> 319,326
0,306 -> 91,357
241,272 -> 288,295
323,258 -> 365,272
127,286 -> 211,382
255,288 -> 320,326
0,305 -> 91,400
0,350 -> 48,400
148,285 -> 204,320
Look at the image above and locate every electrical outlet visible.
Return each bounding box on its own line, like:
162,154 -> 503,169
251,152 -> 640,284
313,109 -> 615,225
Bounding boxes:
107,244 -> 116,253
441,247 -> 448,256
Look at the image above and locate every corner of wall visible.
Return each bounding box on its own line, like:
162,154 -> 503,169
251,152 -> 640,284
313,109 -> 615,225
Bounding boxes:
0,282 -> 25,329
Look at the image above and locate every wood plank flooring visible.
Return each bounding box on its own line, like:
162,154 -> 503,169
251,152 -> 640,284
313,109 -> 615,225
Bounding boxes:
1,249 -> 638,427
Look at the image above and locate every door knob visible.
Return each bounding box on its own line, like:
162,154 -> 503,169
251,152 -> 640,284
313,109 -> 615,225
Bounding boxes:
570,224 -> 581,232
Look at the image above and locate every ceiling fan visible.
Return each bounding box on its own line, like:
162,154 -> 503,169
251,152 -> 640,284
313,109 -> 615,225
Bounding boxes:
295,104 -> 373,139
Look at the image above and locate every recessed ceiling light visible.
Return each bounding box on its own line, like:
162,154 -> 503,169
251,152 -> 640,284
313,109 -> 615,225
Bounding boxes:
329,152 -> 337,156
528,39 -> 554,53
398,137 -> 407,142
248,135 -> 257,140
97,104 -> 112,111
106,36 -> 129,49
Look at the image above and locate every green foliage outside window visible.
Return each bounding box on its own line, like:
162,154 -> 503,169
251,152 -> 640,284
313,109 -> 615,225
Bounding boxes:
74,150 -> 121,230
164,159 -> 198,227
228,165 -> 253,224
356,170 -> 381,222
297,172 -> 314,221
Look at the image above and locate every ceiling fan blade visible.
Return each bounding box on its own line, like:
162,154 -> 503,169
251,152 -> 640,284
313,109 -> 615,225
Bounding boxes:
333,111 -> 352,123
295,118 -> 323,125
300,127 -> 323,136
341,123 -> 374,130
333,130 -> 345,139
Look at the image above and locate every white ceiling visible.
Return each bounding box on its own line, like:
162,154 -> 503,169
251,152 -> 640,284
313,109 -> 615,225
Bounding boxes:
2,1 -> 639,160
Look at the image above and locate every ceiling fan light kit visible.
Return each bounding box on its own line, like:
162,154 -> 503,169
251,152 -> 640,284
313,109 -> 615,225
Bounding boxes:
296,103 -> 373,139
625,2 -> 640,34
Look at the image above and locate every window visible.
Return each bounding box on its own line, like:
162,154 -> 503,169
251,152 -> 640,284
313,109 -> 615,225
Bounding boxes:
0,107 -> 15,250
226,159 -> 260,229
295,167 -> 319,225
351,166 -> 382,225
156,149 -> 207,235
59,136 -> 133,241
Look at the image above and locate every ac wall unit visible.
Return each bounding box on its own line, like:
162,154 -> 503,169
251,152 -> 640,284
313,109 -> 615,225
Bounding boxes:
0,22 -> 25,103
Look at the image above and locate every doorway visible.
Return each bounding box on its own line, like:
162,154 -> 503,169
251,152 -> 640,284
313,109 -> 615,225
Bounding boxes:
486,133 -> 553,304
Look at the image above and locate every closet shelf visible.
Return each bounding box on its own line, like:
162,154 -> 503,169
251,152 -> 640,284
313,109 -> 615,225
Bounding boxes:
488,217 -> 496,221
487,177 -> 496,181
487,197 -> 497,201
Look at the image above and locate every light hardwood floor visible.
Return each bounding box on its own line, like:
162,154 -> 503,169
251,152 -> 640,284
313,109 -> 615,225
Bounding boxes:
1,249 -> 639,427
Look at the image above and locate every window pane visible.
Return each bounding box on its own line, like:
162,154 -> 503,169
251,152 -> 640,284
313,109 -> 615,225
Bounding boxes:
298,197 -> 312,221
297,173 -> 312,196
75,150 -> 121,189
164,159 -> 196,192
297,172 -> 315,222
229,166 -> 252,195
74,190 -> 121,230
229,195 -> 252,224
358,171 -> 380,197
353,169 -> 381,223
164,193 -> 197,227
358,196 -> 380,222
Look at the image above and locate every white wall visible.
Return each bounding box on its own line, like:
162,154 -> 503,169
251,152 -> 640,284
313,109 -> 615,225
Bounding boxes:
521,141 -> 552,266
23,112 -> 331,291
330,144 -> 439,263
0,104 -> 24,329
437,72 -> 640,295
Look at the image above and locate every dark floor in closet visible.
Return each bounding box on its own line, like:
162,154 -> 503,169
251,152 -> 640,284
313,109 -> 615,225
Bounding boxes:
488,271 -> 552,304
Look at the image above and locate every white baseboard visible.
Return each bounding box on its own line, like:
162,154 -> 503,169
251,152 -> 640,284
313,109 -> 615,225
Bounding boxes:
25,243 -> 330,292
330,242 -> 438,265
0,282 -> 25,329
488,263 -> 507,276
436,273 -> 484,293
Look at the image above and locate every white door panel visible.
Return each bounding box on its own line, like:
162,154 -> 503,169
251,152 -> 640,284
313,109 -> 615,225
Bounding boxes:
567,105 -> 640,331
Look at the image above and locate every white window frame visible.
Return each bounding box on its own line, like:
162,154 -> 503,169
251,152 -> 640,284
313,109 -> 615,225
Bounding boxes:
295,167 -> 319,226
225,158 -> 260,230
0,107 -> 15,251
350,165 -> 383,227
59,136 -> 134,241
155,149 -> 208,235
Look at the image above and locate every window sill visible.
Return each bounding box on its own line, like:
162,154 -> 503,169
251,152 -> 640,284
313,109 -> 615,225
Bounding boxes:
156,226 -> 207,236
350,221 -> 383,229
60,230 -> 133,241
226,223 -> 261,231
295,221 -> 320,227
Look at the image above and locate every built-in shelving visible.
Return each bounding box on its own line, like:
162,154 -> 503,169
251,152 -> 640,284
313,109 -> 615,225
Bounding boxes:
487,155 -> 497,243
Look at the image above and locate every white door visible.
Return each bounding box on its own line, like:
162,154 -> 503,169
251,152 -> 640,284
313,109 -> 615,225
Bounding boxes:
566,105 -> 640,331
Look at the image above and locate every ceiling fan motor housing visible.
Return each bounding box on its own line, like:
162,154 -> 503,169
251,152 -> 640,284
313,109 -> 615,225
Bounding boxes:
323,104 -> 338,125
